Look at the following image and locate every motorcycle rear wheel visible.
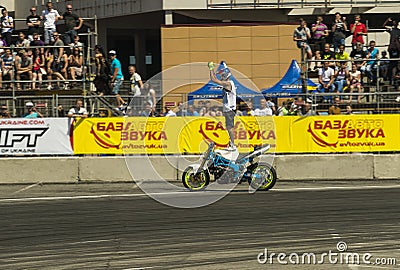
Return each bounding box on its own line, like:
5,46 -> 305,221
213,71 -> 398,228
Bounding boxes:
182,167 -> 210,191
247,162 -> 277,191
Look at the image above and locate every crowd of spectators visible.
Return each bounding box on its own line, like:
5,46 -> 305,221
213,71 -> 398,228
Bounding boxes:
0,3 -> 84,91
294,14 -> 400,101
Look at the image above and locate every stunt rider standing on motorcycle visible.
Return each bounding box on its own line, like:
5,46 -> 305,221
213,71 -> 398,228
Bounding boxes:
209,61 -> 237,150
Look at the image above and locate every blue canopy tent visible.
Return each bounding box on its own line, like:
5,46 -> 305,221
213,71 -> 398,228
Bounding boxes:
262,60 -> 317,96
188,61 -> 261,101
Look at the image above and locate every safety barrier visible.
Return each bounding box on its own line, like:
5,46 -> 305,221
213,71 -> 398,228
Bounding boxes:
0,154 -> 398,184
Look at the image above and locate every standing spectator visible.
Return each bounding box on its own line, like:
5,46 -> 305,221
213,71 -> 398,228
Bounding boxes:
328,96 -> 341,115
301,102 -> 318,116
349,64 -> 363,103
15,32 -> 30,48
23,102 -> 43,118
384,19 -> 400,80
317,61 -> 335,92
384,19 -> 400,59
350,14 -> 367,50
0,8 -> 14,46
293,18 -> 312,60
142,82 -> 156,110
350,42 -> 367,70
41,2 -> 60,45
254,98 -> 273,116
60,4 -> 83,45
361,40 -> 379,83
379,51 -> 390,81
109,50 -> 126,107
46,31 -> 65,90
68,99 -> 88,118
311,16 -> 329,57
15,49 -> 33,90
93,45 -> 111,96
128,65 -> 143,97
331,12 -> 347,52
26,6 -> 41,41
334,62 -> 349,93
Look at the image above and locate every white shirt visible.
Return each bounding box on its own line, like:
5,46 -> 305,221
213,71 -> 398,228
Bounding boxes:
41,9 -> 60,29
165,110 -> 176,117
130,72 -> 142,96
223,80 -> 237,112
254,107 -> 273,116
68,107 -> 88,117
318,67 -> 335,83
1,16 -> 14,33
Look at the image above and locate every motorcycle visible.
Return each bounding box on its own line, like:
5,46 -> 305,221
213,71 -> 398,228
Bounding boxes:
182,142 -> 277,191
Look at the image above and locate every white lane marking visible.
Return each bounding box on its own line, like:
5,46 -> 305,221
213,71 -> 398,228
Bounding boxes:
0,184 -> 400,203
12,182 -> 43,194
272,185 -> 400,192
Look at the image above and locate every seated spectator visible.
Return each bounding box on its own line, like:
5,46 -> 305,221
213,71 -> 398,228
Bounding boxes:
293,18 -> 312,60
317,61 -> 335,92
349,64 -> 363,103
242,100 -> 255,116
0,33 -> 6,54
68,46 -> 84,85
30,32 -> 45,49
15,49 -> 33,90
140,101 -> 157,117
15,32 -> 30,48
32,47 -> 46,90
266,97 -> 276,114
187,105 -> 199,116
68,99 -> 88,118
328,96 -> 341,115
301,102 -> 318,116
334,62 -> 349,92
47,51 -> 69,90
0,104 -> 11,118
361,40 -> 379,83
1,48 -> 14,89
317,43 -> 335,68
335,44 -> 350,66
350,42 -> 367,70
379,50 -> 390,81
277,99 -> 298,116
254,98 -> 273,116
345,104 -> 353,115
23,101 -> 43,118
164,106 -> 177,117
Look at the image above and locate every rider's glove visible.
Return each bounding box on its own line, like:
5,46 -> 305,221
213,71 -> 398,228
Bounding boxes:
208,62 -> 215,71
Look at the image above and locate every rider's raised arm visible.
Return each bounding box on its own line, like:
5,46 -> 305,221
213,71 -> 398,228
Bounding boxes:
210,69 -> 231,91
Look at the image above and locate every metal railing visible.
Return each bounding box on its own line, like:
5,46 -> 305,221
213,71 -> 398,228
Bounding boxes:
207,0 -> 399,8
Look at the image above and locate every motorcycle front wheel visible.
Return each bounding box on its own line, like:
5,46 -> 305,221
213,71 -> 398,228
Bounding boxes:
182,167 -> 210,191
247,162 -> 277,191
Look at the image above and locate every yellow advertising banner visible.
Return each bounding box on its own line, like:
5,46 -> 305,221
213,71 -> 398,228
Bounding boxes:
73,115 -> 400,154
274,115 -> 399,153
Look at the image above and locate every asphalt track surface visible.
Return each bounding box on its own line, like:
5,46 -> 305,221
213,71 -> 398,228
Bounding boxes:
1,181 -> 400,270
